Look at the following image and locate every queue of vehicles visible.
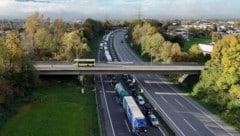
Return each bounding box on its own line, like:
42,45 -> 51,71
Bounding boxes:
100,30 -> 160,135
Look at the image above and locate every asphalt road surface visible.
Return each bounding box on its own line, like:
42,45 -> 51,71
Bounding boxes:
112,29 -> 239,136
96,32 -> 166,136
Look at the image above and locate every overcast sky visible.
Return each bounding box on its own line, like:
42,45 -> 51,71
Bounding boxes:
0,0 -> 239,20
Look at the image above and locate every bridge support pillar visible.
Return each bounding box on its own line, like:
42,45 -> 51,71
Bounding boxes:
178,74 -> 200,85
78,75 -> 84,85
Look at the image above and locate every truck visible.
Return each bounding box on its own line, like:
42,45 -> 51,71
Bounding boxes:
123,96 -> 147,136
115,83 -> 129,104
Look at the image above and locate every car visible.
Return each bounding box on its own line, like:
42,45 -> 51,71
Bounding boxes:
148,113 -> 160,127
122,74 -> 128,81
111,76 -> 118,85
142,103 -> 152,115
136,95 -> 145,105
131,90 -> 138,97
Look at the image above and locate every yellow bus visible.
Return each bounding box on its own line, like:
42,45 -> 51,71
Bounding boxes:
73,59 -> 95,67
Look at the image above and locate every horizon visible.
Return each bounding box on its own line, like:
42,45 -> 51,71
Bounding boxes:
0,0 -> 240,20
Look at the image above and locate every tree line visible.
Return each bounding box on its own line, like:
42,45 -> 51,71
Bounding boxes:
128,20 -> 240,130
0,12 -> 109,129
193,34 -> 240,130
128,20 -> 205,63
24,12 -> 108,61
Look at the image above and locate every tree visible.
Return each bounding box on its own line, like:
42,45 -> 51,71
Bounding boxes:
188,44 -> 204,62
158,41 -> 172,62
34,27 -> 55,60
3,30 -> 22,71
141,33 -> 165,61
193,34 -> 240,128
51,18 -> 66,59
24,12 -> 45,52
62,30 -> 90,61
0,77 -> 12,105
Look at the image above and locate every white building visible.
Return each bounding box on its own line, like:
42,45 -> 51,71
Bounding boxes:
198,43 -> 215,55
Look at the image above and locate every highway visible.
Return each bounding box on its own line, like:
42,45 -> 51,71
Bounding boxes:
95,32 -> 166,136
113,29 -> 239,136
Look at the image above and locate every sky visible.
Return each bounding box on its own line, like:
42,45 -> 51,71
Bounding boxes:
0,0 -> 240,20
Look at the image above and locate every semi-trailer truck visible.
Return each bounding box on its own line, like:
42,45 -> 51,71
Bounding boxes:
123,96 -> 147,136
115,82 -> 129,104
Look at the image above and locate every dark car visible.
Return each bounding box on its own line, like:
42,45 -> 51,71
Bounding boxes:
111,76 -> 118,85
122,74 -> 128,81
142,102 -> 153,115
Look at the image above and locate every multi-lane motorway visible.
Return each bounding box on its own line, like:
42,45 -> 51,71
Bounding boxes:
112,29 -> 239,136
96,31 -> 166,136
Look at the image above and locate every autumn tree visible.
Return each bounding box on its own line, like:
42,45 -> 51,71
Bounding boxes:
193,34 -> 240,128
188,44 -> 204,62
141,33 -> 165,60
51,18 -> 66,59
3,30 -> 22,71
34,27 -> 55,60
24,12 -> 45,52
62,30 -> 90,61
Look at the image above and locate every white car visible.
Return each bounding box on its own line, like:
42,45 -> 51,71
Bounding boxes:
148,114 -> 160,127
136,95 -> 145,105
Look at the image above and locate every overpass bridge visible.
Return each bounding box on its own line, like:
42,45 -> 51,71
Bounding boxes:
35,62 -> 204,75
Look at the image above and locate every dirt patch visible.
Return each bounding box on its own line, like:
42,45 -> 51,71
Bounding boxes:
19,103 -> 32,113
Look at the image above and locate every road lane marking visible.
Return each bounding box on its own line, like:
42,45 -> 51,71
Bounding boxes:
100,75 -> 116,136
184,118 -> 197,131
134,76 -> 186,136
158,126 -> 167,136
174,99 -> 184,108
205,125 -> 215,136
159,74 -> 234,136
161,96 -> 168,103
114,32 -> 185,135
124,119 -> 131,132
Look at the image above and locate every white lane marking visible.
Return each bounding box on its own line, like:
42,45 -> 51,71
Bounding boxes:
158,126 -> 167,136
147,74 -> 151,77
115,96 -> 119,104
124,119 -> 131,132
205,125 -> 215,136
113,33 -> 184,135
157,75 -> 234,136
161,96 -> 168,103
134,76 -> 186,136
100,75 -> 116,136
174,99 -> 184,108
184,118 -> 197,131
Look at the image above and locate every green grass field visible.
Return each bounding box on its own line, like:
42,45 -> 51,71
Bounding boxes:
183,37 -> 211,51
0,83 -> 99,136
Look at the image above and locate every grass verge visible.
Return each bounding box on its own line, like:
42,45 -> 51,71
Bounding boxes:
0,83 -> 99,136
183,37 -> 211,51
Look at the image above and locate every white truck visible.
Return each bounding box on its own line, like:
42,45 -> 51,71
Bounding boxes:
123,96 -> 147,136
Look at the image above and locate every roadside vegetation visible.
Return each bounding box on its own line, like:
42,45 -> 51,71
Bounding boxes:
193,35 -> 240,131
0,12 -> 110,133
127,20 -> 240,131
127,20 -> 207,64
0,83 -> 99,136
183,37 -> 211,51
